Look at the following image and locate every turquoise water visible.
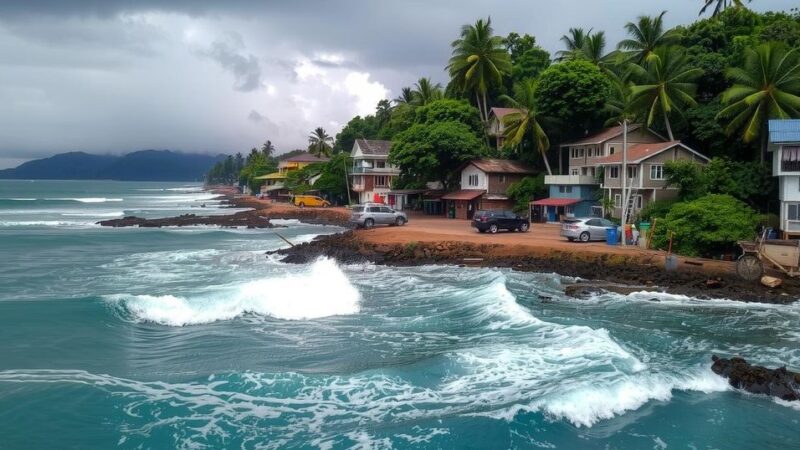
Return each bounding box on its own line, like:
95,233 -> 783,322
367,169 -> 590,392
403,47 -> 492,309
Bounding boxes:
0,180 -> 798,449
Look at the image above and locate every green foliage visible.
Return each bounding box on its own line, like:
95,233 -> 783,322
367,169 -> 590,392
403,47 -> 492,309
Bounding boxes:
389,121 -> 485,190
284,163 -> 323,195
638,199 -> 676,221
312,153 -> 352,202
535,59 -> 611,134
664,158 -> 774,208
414,99 -> 483,136
506,175 -> 546,213
650,194 -> 758,257
206,154 -> 244,185
238,151 -> 278,194
308,127 -> 333,157
334,115 -> 380,154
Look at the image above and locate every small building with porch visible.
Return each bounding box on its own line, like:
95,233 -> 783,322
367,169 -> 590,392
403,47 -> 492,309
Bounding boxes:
531,177 -> 599,223
442,159 -> 535,219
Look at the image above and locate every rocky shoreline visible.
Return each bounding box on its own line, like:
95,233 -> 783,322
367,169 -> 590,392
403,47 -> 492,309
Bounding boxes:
712,356 -> 799,402
98,209 -> 278,228
272,231 -> 800,304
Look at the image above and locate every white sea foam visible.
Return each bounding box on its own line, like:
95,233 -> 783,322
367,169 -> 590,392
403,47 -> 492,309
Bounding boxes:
60,197 -> 123,203
62,211 -> 125,218
0,220 -> 98,228
107,257 -> 360,325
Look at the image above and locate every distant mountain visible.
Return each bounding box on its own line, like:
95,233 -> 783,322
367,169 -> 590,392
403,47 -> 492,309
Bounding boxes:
0,150 -> 224,181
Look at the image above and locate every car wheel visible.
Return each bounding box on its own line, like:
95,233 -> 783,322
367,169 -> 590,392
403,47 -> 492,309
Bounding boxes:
298,202 -> 305,208
395,217 -> 406,226
519,223 -> 529,232
364,218 -> 375,229
489,224 -> 498,234
567,237 -> 575,242
579,231 -> 590,242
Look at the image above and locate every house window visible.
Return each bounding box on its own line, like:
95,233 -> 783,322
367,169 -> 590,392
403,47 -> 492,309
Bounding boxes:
376,161 -> 386,169
353,176 -> 363,186
614,194 -> 622,207
559,186 -> 573,194
650,165 -> 664,180
609,166 -> 619,178
789,203 -> 800,221
581,167 -> 588,175
375,176 -> 389,187
498,175 -> 506,183
590,167 -> 596,177
627,166 -> 638,179
571,169 -> 579,175
609,146 -> 615,155
468,174 -> 480,186
633,195 -> 643,209
579,148 -> 585,157
588,148 -> 593,157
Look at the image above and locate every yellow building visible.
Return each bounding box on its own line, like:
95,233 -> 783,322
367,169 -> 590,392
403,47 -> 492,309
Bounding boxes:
256,152 -> 329,200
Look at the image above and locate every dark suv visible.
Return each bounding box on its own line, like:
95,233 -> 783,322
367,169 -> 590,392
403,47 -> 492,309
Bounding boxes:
471,210 -> 529,233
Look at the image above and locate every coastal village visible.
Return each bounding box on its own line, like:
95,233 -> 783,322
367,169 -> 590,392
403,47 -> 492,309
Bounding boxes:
204,5 -> 800,296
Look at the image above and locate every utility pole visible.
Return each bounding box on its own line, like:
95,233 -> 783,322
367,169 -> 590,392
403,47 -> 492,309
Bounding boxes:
343,156 -> 352,205
621,119 -> 628,247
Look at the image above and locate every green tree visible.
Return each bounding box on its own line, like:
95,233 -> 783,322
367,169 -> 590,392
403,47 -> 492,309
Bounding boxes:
499,79 -> 553,174
394,87 -> 415,105
717,43 -> 800,161
411,77 -> 444,106
629,46 -> 702,140
307,127 -> 334,157
503,32 -> 537,64
650,194 -> 758,256
535,59 -> 611,135
390,121 -> 485,190
313,153 -> 352,202
333,115 -> 379,154
511,47 -> 551,82
618,11 -> 679,63
506,175 -> 546,213
699,0 -> 751,17
447,17 -> 512,122
260,140 -> 275,158
239,152 -> 277,194
375,99 -> 392,126
413,99 -> 484,136
556,28 -> 591,61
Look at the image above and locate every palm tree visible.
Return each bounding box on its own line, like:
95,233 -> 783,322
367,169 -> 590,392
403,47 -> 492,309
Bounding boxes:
583,31 -> 609,66
629,46 -> 702,140
447,17 -> 512,123
717,43 -> 800,161
699,0 -> 751,17
604,69 -> 640,126
618,11 -> 678,64
307,127 -> 333,157
498,79 -> 553,175
411,77 -> 443,106
556,28 -> 591,61
394,87 -> 415,105
261,140 -> 275,158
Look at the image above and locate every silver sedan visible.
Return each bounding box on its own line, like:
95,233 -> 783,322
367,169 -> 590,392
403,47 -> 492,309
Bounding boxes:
560,217 -> 615,242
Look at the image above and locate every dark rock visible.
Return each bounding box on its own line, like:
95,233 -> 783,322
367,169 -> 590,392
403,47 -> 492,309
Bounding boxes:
98,210 -> 278,229
711,355 -> 799,401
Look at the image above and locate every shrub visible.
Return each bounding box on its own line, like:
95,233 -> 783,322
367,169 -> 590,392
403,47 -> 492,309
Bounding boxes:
650,194 -> 758,257
638,199 -> 677,222
506,175 -> 546,214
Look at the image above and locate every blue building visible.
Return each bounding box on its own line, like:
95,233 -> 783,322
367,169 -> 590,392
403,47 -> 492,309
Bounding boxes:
531,176 -> 599,222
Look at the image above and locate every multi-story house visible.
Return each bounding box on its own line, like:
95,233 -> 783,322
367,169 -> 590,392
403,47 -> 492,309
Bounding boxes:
768,119 -> 800,238
442,159 -> 535,219
537,124 -> 708,222
349,139 -> 401,204
595,141 -> 708,220
258,152 -> 329,200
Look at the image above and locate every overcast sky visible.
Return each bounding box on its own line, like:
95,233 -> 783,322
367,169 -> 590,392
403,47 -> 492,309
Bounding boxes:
0,0 -> 794,168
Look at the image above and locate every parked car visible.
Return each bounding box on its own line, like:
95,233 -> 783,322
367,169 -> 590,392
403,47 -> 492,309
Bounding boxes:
293,195 -> 330,208
350,203 -> 407,228
561,217 -> 615,242
471,210 -> 529,233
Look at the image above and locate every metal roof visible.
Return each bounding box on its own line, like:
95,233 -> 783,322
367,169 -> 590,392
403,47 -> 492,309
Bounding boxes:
769,120 -> 800,144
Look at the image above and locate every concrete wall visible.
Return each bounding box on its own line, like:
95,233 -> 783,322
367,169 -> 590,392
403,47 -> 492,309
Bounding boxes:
460,165 -> 488,190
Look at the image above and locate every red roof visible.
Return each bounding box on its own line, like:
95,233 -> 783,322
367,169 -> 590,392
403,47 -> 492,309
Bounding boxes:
490,107 -> 524,119
531,198 -> 580,206
560,124 -> 643,147
441,189 -> 485,201
593,141 -> 687,164
467,159 -> 535,174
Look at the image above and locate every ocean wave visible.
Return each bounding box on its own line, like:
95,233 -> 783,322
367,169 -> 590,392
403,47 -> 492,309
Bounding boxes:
0,197 -> 122,204
106,257 -> 360,325
62,211 -> 125,218
0,220 -> 99,228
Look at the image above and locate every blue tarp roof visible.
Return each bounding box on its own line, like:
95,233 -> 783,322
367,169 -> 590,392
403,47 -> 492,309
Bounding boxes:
769,119 -> 800,144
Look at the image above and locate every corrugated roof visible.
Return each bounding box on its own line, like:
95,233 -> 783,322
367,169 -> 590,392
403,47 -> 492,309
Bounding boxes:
561,123 -> 643,147
468,159 -> 535,174
593,141 -> 708,164
441,189 -> 485,200
356,139 -> 392,155
769,119 -> 800,144
254,172 -> 285,180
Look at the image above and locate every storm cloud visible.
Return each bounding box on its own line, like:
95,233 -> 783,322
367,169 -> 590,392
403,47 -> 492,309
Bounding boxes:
0,0 -> 794,167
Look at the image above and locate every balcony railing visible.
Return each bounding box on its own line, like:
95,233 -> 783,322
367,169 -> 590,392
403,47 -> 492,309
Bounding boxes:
544,175 -> 598,185
349,166 -> 400,174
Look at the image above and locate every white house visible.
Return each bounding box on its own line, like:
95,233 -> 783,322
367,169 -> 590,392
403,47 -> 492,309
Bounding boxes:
769,119 -> 800,238
349,139 -> 401,204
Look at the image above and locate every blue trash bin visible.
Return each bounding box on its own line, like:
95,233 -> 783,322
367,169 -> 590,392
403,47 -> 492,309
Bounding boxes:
606,227 -> 618,246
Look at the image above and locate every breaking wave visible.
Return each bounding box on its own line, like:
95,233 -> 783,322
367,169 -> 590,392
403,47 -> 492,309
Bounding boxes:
107,258 -> 361,325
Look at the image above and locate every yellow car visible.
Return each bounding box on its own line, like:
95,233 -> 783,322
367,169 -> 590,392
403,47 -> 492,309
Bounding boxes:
293,195 -> 330,208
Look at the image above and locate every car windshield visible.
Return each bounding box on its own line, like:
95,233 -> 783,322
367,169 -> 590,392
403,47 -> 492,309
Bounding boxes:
352,206 -> 364,213
563,219 -> 581,224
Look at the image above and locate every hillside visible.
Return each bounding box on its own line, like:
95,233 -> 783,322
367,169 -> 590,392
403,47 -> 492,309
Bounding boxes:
0,150 -> 224,181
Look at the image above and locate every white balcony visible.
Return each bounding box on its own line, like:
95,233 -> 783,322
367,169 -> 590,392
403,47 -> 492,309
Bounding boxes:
545,175 -> 598,185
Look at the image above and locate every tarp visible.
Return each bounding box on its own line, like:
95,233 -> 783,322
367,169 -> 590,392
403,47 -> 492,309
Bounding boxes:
530,198 -> 580,206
